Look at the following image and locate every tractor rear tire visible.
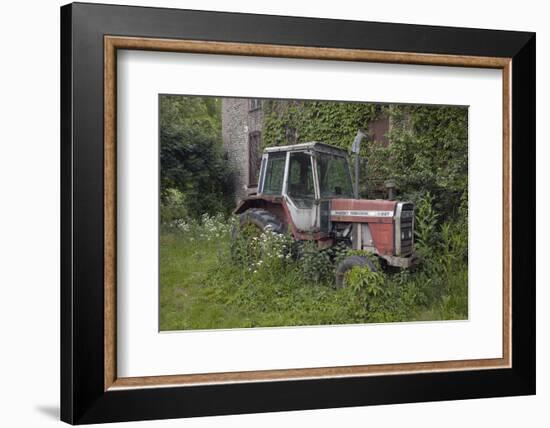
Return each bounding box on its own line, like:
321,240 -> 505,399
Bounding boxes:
231,208 -> 286,262
335,255 -> 377,289
231,208 -> 285,261
234,208 -> 286,237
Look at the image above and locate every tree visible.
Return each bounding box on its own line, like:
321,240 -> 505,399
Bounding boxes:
160,95 -> 221,139
160,96 -> 234,219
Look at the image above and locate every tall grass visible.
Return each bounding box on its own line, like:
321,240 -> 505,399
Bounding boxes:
159,196 -> 468,331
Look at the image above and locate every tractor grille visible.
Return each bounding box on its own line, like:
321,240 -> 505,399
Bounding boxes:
397,202 -> 414,256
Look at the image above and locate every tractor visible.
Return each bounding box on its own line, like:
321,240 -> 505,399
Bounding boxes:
233,131 -> 418,287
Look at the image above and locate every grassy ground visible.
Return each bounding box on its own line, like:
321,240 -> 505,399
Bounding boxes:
159,217 -> 468,331
160,232 -> 357,330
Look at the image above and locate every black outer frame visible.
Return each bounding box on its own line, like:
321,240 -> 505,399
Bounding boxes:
60,2 -> 535,424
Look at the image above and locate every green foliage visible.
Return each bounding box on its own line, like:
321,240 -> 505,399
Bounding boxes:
159,188 -> 188,226
410,193 -> 469,318
368,105 -> 468,218
414,192 -> 440,259
344,265 -> 422,323
297,241 -> 332,283
346,266 -> 386,297
263,100 -> 379,150
298,241 -> 349,283
160,96 -> 235,219
160,95 -> 221,139
415,192 -> 468,280
231,226 -> 296,282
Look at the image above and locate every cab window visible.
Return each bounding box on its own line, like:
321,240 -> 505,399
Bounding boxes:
316,153 -> 354,198
262,152 -> 286,195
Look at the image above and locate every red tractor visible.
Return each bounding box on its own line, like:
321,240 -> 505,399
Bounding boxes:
233,135 -> 417,286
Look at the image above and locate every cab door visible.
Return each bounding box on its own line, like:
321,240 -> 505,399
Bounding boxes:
283,151 -> 319,232
259,152 -> 286,196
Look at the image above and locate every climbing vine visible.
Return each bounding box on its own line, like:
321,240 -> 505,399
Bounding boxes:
368,104 -> 468,220
262,100 -> 468,222
262,100 -> 380,151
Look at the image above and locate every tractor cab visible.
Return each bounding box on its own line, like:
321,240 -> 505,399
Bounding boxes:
258,142 -> 353,231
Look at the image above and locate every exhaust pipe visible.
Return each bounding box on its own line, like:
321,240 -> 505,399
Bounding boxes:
351,129 -> 368,199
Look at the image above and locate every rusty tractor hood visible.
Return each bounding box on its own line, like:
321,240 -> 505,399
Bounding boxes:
330,199 -> 398,223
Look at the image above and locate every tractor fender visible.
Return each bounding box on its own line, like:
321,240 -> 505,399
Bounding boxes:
233,195 -> 284,214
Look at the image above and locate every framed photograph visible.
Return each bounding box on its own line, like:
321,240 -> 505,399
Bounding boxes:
60,2 -> 535,424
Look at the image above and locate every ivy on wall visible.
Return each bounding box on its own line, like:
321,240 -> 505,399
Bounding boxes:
262,100 -> 380,150
371,105 -> 468,220
262,100 -> 468,222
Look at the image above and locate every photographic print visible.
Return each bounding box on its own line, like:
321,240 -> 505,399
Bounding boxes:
159,95 -> 468,331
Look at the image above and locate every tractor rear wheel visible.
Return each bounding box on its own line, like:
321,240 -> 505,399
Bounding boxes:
335,255 -> 377,288
234,208 -> 285,236
231,209 -> 286,260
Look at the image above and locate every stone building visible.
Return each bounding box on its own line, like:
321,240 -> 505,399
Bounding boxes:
221,98 -> 264,202
221,98 -> 392,202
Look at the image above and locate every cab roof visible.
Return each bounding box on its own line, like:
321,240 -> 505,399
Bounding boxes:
263,142 -> 348,157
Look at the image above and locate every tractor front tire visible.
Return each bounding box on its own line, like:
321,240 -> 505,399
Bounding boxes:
335,255 -> 377,288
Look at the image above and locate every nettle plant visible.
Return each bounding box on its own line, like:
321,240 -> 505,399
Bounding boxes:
345,266 -> 386,298
299,241 -> 350,283
232,226 -> 353,286
231,225 -> 295,277
414,192 -> 439,260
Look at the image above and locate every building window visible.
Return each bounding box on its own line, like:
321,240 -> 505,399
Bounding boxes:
368,116 -> 390,146
248,131 -> 262,186
249,98 -> 262,111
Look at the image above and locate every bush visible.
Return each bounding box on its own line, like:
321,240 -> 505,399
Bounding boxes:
414,192 -> 439,260
298,241 -> 331,283
161,127 -> 235,219
160,188 -> 187,226
160,95 -> 235,220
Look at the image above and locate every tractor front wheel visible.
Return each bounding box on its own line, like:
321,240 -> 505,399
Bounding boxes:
335,255 -> 377,288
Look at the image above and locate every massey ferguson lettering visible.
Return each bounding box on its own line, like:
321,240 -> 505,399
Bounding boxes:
330,210 -> 394,218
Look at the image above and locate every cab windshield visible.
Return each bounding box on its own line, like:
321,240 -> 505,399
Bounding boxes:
316,153 -> 354,198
